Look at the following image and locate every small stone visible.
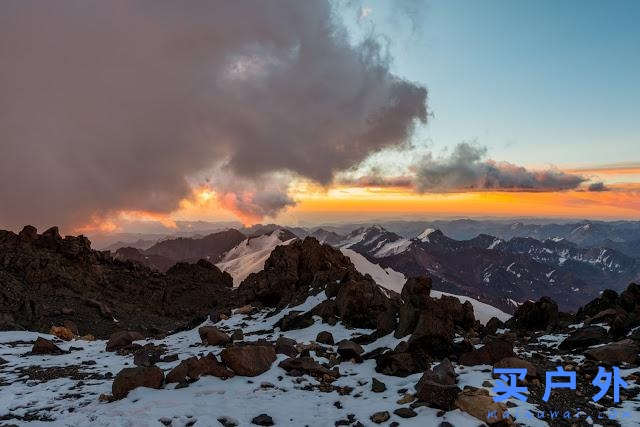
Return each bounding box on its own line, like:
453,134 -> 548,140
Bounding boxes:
371,377 -> 387,393
217,416 -> 239,427
231,329 -> 244,341
370,411 -> 390,424
396,393 -> 415,404
393,407 -> 417,418
251,414 -> 274,426
158,417 -> 172,426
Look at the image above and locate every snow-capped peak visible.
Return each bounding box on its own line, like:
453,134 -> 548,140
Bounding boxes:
417,228 -> 436,242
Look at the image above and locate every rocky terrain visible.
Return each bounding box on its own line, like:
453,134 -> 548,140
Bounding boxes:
0,226 -> 234,338
1,226 -> 640,425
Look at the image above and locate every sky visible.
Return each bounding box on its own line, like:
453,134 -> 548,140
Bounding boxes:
0,0 -> 639,234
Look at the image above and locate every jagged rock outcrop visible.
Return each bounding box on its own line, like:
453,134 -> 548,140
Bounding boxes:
575,283 -> 640,337
0,226 -> 233,338
505,296 -> 559,332
236,237 -> 356,308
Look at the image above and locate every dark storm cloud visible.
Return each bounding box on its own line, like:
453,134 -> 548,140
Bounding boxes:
0,0 -> 427,230
588,182 -> 610,192
413,143 -> 587,192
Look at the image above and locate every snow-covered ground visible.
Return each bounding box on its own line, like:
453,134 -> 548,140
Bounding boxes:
0,294 -> 502,427
2,292 -> 640,426
216,230 -> 296,285
341,248 -> 511,325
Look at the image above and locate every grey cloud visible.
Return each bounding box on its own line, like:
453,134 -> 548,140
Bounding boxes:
0,0 -> 427,231
588,182 -> 610,192
411,143 -> 587,192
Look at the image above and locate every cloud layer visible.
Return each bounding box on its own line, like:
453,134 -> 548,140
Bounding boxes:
339,143 -> 588,193
412,143 -> 587,192
0,0 -> 427,230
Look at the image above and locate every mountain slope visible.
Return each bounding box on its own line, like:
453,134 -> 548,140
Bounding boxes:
216,230 -> 298,285
340,247 -> 511,324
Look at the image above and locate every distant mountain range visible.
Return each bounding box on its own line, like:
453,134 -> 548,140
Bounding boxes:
334,225 -> 640,312
115,228 -> 298,285
108,219 -> 640,312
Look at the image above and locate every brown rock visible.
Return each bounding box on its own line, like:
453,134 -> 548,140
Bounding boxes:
50,326 -> 74,341
455,388 -> 513,425
337,340 -> 364,361
585,339 -> 640,364
278,357 -> 339,379
112,366 -> 164,399
31,337 -> 65,355
106,331 -> 144,352
316,331 -> 334,345
221,345 -> 276,376
460,340 -> 514,366
493,357 -> 539,380
375,350 -> 428,377
198,326 -> 231,346
415,359 -> 460,410
506,297 -> 558,332
275,336 -> 298,357
416,358 -> 456,388
559,326 -> 609,350
166,354 -> 234,383
370,411 -> 390,424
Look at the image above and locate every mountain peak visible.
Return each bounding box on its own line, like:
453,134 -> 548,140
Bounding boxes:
417,228 -> 436,242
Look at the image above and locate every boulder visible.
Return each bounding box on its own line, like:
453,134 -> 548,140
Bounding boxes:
231,329 -> 244,341
133,345 -> 164,367
251,414 -> 274,426
484,317 -> 505,336
31,337 -> 65,355
221,345 -> 276,376
278,357 -> 339,379
370,411 -> 390,424
416,358 -> 456,389
455,388 -> 513,426
493,357 -> 539,380
50,326 -> 74,341
459,340 -> 514,366
277,311 -> 315,331
587,309 -> 632,338
275,336 -> 298,357
166,354 -> 234,383
375,350 -> 428,377
415,359 -> 460,410
106,331 -> 144,352
112,366 -> 164,399
417,382 -> 461,410
337,340 -> 364,362
408,307 -> 455,358
558,326 -> 609,350
371,377 -> 386,392
316,331 -> 334,345
585,339 -> 640,365
198,326 -> 231,346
